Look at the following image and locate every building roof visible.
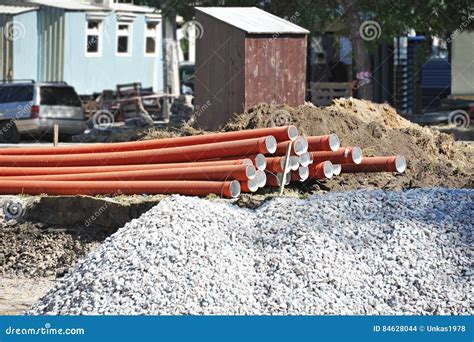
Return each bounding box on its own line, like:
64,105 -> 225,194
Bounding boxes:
195,7 -> 309,34
23,0 -> 157,13
0,4 -> 38,14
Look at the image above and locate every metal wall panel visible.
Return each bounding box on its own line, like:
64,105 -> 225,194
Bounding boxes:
0,14 -> 14,80
38,7 -> 65,81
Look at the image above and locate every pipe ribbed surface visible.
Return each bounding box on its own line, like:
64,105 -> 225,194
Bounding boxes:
310,147 -> 362,165
341,156 -> 406,173
0,159 -> 254,177
0,127 -> 297,156
0,137 -> 276,167
6,165 -> 255,182
0,180 -> 241,198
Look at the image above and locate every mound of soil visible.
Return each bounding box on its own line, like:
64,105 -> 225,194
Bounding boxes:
0,219 -> 102,278
224,98 -> 473,190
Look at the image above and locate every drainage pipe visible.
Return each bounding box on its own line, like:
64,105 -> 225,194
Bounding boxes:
0,159 -> 254,177
307,134 -> 340,152
6,165 -> 256,182
0,180 -> 241,198
341,156 -> 406,173
308,161 -> 334,179
0,136 -> 277,167
310,147 -> 363,165
0,126 -> 298,156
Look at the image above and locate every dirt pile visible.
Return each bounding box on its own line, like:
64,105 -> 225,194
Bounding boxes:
224,98 -> 473,190
0,219 -> 102,278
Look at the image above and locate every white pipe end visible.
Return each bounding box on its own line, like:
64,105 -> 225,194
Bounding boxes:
298,166 -> 309,181
246,165 -> 257,179
246,178 -> 259,192
287,125 -> 299,141
230,180 -> 241,198
332,164 -> 342,176
254,153 -> 267,170
289,156 -> 300,171
395,155 -> 407,173
242,158 -> 253,166
255,170 -> 267,187
299,152 -> 311,167
265,136 -> 277,154
323,161 -> 334,179
293,137 -> 308,155
329,134 -> 340,151
351,147 -> 363,164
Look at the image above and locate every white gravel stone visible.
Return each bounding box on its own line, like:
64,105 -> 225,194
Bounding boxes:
29,188 -> 473,315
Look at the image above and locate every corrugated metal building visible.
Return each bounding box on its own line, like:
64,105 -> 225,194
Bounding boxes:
452,30 -> 474,97
0,0 -> 163,95
194,7 -> 309,130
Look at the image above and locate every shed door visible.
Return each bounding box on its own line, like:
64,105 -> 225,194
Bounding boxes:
0,15 -> 14,80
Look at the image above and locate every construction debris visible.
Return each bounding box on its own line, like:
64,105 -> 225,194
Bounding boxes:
28,189 -> 473,315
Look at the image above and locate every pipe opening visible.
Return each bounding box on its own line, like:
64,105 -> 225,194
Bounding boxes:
395,155 -> 407,173
287,125 -> 299,141
289,156 -> 300,171
242,158 -> 253,166
265,136 -> 277,154
323,161 -> 334,179
254,154 -> 267,170
329,134 -> 340,151
246,165 -> 257,179
298,166 -> 309,181
299,152 -> 311,167
332,164 -> 342,176
293,139 -> 307,155
351,147 -> 363,164
246,178 -> 259,192
256,170 -> 267,187
230,180 -> 241,198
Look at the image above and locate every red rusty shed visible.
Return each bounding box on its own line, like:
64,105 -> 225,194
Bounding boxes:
194,7 -> 309,130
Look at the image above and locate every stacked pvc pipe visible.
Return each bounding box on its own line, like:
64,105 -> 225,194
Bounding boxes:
0,126 -> 295,198
0,126 -> 406,198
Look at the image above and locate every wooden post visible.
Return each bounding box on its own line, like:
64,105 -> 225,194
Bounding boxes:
53,124 -> 59,147
279,141 -> 292,196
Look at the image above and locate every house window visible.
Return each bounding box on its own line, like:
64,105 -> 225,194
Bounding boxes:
144,22 -> 159,56
117,23 -> 132,55
86,20 -> 102,56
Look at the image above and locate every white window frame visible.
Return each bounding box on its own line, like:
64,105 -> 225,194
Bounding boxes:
116,22 -> 132,56
85,20 -> 103,57
144,21 -> 159,57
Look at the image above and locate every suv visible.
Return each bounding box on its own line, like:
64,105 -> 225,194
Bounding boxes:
0,80 -> 85,143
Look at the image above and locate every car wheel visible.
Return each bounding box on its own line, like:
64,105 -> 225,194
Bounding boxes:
0,120 -> 21,144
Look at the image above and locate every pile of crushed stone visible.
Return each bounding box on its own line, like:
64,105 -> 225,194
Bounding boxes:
29,189 -> 472,315
224,98 -> 473,190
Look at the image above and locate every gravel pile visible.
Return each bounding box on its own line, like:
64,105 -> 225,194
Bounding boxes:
29,189 -> 473,315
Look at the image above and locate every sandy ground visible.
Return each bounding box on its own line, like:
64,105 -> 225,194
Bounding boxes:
0,276 -> 55,315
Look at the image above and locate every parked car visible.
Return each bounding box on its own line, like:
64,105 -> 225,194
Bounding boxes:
0,80 -> 85,143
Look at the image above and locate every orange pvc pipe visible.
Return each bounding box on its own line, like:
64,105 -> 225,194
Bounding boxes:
308,161 -> 333,180
0,180 -> 241,198
341,156 -> 406,173
0,126 -> 297,155
273,136 -> 307,156
265,172 -> 281,187
0,136 -> 277,167
0,159 -> 252,177
307,134 -> 340,152
6,165 -> 255,182
310,147 -> 362,165
266,156 -> 286,173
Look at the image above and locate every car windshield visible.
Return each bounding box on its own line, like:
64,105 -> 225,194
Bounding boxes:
0,85 -> 34,103
40,86 -> 82,107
